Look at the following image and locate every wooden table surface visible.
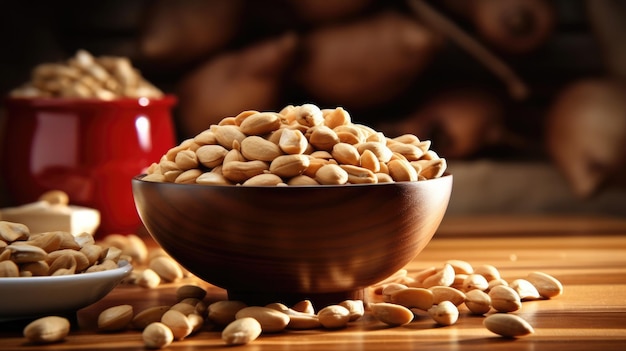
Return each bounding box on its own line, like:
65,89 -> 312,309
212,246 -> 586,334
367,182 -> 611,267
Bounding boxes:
1,215 -> 625,350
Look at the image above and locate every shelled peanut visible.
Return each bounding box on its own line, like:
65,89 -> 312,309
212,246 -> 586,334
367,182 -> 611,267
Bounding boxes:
142,103 -> 447,186
0,220 -> 125,277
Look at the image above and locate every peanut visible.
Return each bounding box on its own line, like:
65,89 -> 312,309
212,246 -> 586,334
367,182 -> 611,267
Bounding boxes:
26,232 -> 63,253
483,314 -> 534,338
429,286 -> 466,306
323,107 -> 351,128
269,154 -> 311,178
390,287 -> 434,311
291,300 -> 315,314
149,256 -> 183,282
222,317 -> 262,345
176,284 -> 207,302
286,312 -> 322,330
487,278 -> 509,292
240,136 -> 282,161
421,264 -> 455,288
315,164 -> 349,185
222,160 -> 269,183
133,306 -> 170,330
238,112 -> 282,135
170,302 -> 197,316
235,306 -> 290,333
381,283 -> 408,302
196,144 -> 229,168
473,264 -> 501,282
428,300 -> 459,326
462,273 -> 489,292
208,300 -> 247,326
278,128 -> 308,155
38,189 -> 70,206
161,309 -> 193,340
526,271 -> 563,298
445,259 -> 474,275
293,103 -> 324,127
0,260 -> 19,277
6,243 -> 47,263
317,305 -> 351,329
464,289 -> 492,315
488,285 -> 522,312
23,316 -> 71,344
339,300 -> 365,321
98,305 -> 134,331
369,302 -> 414,326
339,165 -> 377,184
242,173 -> 284,186
196,171 -> 230,185
143,322 -> 174,349
510,279 -> 542,301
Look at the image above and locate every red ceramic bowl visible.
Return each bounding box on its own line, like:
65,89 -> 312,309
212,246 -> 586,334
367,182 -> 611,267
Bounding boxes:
132,174 -> 453,306
1,96 -> 177,236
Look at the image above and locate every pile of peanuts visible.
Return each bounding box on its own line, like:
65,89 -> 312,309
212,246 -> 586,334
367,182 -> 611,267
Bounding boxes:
0,220 -> 130,277
10,49 -> 163,100
19,231 -> 563,348
367,261 -> 563,338
0,191 -> 148,277
143,103 -> 447,186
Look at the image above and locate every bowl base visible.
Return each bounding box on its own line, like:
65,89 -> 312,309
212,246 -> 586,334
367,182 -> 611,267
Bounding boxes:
227,289 -> 365,307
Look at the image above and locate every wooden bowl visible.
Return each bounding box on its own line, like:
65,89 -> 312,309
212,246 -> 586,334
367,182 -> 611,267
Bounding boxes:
132,174 -> 452,305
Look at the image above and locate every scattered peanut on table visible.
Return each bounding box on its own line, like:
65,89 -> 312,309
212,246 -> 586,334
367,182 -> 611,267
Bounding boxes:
11,227 -> 564,347
2,212 -> 564,346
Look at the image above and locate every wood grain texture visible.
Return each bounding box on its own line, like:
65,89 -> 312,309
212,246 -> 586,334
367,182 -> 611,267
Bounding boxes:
1,215 -> 625,350
132,175 -> 453,305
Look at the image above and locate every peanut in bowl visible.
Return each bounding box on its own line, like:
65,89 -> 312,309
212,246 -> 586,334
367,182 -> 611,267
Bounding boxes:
132,174 -> 452,306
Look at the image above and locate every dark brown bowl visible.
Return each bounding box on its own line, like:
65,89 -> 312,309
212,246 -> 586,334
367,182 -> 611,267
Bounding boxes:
132,174 -> 452,305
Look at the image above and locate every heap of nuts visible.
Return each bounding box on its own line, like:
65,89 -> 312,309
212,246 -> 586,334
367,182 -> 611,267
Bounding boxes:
4,207 -> 563,347
368,260 -> 564,338
10,49 -> 163,100
19,247 -> 563,347
142,103 -> 447,186
0,221 -> 130,277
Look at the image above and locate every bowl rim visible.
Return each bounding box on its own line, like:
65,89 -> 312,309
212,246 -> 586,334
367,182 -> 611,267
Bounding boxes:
4,94 -> 177,108
0,260 -> 132,284
132,173 -> 452,189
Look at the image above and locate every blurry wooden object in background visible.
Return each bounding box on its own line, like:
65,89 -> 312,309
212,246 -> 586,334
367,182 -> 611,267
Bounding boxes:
294,10 -> 442,110
287,0 -> 373,24
586,0 -> 626,80
139,0 -> 243,67
545,79 -> 626,198
544,1 -> 626,199
462,0 -> 555,54
176,33 -> 297,137
378,88 -> 513,159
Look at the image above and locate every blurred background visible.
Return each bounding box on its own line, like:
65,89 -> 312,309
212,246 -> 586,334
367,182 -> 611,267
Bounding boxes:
1,0 -> 625,217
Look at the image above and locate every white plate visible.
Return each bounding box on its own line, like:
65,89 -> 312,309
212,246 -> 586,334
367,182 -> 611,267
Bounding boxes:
0,261 -> 132,321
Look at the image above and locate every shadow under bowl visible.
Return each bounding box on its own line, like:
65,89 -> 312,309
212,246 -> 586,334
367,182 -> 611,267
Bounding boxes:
132,174 -> 452,306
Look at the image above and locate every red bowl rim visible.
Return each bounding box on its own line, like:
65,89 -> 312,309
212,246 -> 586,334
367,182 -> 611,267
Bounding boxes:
4,94 -> 177,108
